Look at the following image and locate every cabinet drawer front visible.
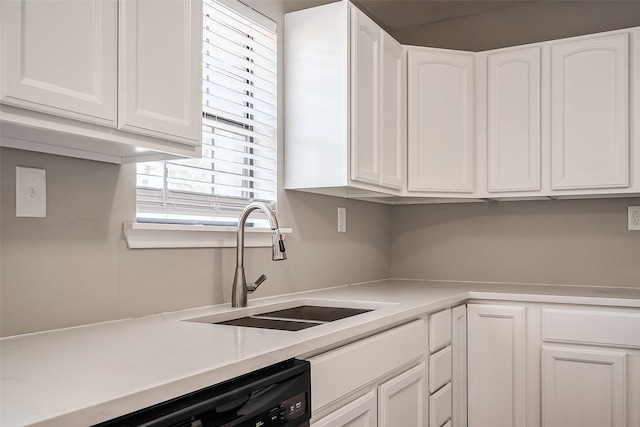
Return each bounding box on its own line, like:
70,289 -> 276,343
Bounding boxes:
309,320 -> 426,411
429,382 -> 452,427
542,308 -> 640,349
429,308 -> 452,353
429,346 -> 452,393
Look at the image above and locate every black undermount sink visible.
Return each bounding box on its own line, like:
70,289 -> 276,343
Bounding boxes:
212,305 -> 374,331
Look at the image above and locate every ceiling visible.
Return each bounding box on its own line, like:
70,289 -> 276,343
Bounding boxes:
356,0 -> 539,31
348,0 -> 640,50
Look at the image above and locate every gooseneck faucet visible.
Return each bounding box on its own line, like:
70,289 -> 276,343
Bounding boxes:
232,202 -> 287,307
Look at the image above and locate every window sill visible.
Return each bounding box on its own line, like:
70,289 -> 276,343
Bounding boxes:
123,222 -> 292,249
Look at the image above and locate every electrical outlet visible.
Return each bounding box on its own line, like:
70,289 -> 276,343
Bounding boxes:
337,207 -> 346,233
628,206 -> 640,231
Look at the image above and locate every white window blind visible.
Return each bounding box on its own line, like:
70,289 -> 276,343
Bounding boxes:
136,0 -> 277,225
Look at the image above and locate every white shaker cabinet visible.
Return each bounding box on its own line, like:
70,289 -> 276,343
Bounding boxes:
542,347 -> 627,427
312,364 -> 426,427
486,47 -> 542,194
1,0 -> 118,126
540,307 -> 640,427
0,0 -> 202,163
285,2 -> 405,200
551,33 -> 629,191
407,48 -> 475,195
467,304 -> 526,427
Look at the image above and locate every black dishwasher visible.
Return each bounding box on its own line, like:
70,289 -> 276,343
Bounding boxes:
94,359 -> 311,427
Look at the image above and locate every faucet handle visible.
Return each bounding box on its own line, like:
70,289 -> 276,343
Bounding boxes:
247,274 -> 267,293
272,234 -> 287,261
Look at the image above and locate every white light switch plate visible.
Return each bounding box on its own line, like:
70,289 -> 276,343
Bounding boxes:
629,206 -> 640,231
16,166 -> 47,217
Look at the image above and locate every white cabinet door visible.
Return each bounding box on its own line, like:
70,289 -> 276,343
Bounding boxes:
378,363 -> 427,427
350,7 -> 381,186
118,0 -> 202,145
468,304 -> 526,427
312,391 -> 377,427
451,305 -> 467,427
1,0 -> 117,126
408,48 -> 474,193
542,346 -> 627,427
487,47 -> 541,193
380,32 -> 405,190
551,33 -> 629,190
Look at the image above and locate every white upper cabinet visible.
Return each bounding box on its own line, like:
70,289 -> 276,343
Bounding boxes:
477,27 -> 639,199
118,0 -> 202,145
407,48 -> 475,194
0,0 -> 202,163
350,8 -> 381,186
1,0 -> 117,126
487,47 -> 541,193
380,32 -> 405,190
285,2 -> 405,199
551,33 -> 629,191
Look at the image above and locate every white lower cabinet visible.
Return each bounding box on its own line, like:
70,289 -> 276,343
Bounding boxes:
540,307 -> 640,427
542,346 -> 627,427
308,320 -> 427,427
467,304 -> 526,427
312,363 -> 426,427
467,302 -> 640,427
378,363 -> 427,427
312,391 -> 378,427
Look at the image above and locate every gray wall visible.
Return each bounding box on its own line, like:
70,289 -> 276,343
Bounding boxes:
390,199 -> 640,288
0,148 -> 391,337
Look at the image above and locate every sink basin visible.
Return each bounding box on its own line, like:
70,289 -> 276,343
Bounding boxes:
183,299 -> 392,331
188,304 -> 376,331
259,305 -> 372,322
213,305 -> 374,331
215,316 -> 320,331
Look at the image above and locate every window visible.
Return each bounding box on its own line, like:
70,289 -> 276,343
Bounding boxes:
136,0 -> 277,226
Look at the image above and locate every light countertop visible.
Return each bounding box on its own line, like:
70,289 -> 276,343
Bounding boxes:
2,279 -> 640,427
